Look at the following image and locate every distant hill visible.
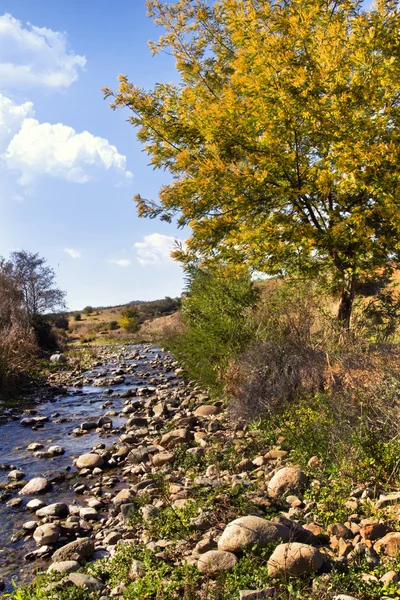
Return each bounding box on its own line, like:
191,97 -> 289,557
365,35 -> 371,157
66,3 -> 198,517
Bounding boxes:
67,296 -> 181,343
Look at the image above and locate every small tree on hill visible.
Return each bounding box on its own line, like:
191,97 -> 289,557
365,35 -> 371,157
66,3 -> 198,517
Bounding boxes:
83,306 -> 94,315
119,306 -> 140,332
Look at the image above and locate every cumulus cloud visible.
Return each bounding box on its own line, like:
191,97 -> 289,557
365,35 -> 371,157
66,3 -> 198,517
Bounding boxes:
0,13 -> 86,91
108,259 -> 131,267
1,105 -> 133,185
64,248 -> 81,258
134,233 -> 183,266
0,92 -> 33,151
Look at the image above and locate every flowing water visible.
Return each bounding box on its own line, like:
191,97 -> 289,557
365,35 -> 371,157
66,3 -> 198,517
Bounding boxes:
0,344 -> 175,592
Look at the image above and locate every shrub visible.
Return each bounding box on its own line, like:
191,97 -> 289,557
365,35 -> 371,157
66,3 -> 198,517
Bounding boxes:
31,315 -> 58,351
108,320 -> 119,330
83,306 -> 94,315
227,279 -> 339,417
119,306 -> 140,332
228,339 -> 326,418
51,313 -> 69,330
167,266 -> 257,392
74,312 -> 81,321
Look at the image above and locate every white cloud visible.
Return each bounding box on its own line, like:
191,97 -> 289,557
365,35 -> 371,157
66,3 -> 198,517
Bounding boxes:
134,233 -> 183,266
0,13 -> 86,91
2,112 -> 133,185
108,259 -> 131,267
64,248 -> 81,259
0,92 -> 33,151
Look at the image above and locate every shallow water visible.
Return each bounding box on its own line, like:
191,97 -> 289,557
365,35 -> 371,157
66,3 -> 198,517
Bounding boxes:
0,344 -> 175,591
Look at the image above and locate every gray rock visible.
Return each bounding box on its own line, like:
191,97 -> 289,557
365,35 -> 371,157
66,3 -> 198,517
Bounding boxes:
152,452 -> 174,467
51,537 -> 94,563
120,503 -> 136,523
33,524 -> 60,545
75,453 -> 104,469
47,446 -> 65,456
26,443 -> 44,451
79,507 -> 98,521
19,477 -> 50,495
20,418 -> 36,427
267,467 -> 308,499
194,405 -> 221,417
80,421 -> 97,431
26,499 -> 46,511
218,517 -> 290,553
160,428 -> 191,449
267,542 -> 324,577
68,573 -> 103,591
36,503 -> 69,518
8,470 -> 25,480
48,561 -> 80,574
7,497 -> 23,508
197,550 -> 237,575
97,416 -> 113,427
22,520 -> 38,532
375,492 -> 400,510
50,353 -> 67,364
141,504 -> 159,521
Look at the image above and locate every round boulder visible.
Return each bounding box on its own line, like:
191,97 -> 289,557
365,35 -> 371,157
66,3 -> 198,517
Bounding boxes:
19,477 -> 50,495
267,542 -> 324,577
36,503 -> 69,518
51,537 -> 95,563
26,499 -> 46,511
8,470 -> 25,481
33,523 -> 60,545
47,446 -> 65,456
267,467 -> 308,499
218,516 -> 290,553
48,561 -> 80,574
75,453 -> 104,470
194,405 -> 221,417
197,550 -> 237,575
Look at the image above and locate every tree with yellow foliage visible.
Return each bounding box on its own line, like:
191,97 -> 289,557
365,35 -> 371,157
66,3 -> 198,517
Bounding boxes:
104,0 -> 400,328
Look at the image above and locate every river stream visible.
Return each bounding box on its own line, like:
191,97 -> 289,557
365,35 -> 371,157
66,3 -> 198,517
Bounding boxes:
0,344 -> 175,592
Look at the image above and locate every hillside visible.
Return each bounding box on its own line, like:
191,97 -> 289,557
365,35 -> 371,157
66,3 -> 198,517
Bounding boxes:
66,297 -> 181,343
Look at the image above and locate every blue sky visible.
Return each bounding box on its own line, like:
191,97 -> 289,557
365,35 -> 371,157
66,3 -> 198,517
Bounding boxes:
0,0 -> 187,310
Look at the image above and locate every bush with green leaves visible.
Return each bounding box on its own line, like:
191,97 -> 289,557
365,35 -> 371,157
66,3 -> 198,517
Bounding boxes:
167,265 -> 258,393
119,305 -> 140,333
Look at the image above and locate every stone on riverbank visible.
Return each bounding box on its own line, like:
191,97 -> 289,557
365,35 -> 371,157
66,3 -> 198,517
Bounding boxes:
75,453 -> 104,469
51,538 -> 95,563
218,516 -> 290,553
197,550 -> 237,575
267,542 -> 324,577
267,467 -> 308,499
19,477 -> 50,495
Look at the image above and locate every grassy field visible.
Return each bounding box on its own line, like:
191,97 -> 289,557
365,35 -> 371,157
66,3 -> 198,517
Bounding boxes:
66,300 -> 181,344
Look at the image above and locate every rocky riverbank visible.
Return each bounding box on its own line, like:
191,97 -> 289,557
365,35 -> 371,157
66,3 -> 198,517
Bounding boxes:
2,345 -> 400,599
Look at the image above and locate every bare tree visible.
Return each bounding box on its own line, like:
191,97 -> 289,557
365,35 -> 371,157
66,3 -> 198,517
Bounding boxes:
8,251 -> 66,321
0,260 -> 36,395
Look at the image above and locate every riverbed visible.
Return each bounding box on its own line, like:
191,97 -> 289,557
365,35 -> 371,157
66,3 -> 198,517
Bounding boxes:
0,344 -> 176,592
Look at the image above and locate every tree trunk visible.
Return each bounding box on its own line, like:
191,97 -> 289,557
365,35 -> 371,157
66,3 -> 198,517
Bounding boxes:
338,275 -> 356,330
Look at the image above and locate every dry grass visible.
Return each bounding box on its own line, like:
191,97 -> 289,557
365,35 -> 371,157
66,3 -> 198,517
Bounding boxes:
0,269 -> 37,396
137,311 -> 182,342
